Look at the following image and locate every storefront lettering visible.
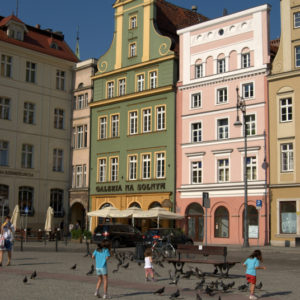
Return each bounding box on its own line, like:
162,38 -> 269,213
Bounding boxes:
96,183 -> 166,193
0,170 -> 34,177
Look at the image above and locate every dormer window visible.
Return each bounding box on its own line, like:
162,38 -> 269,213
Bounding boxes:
5,17 -> 27,42
51,42 -> 58,49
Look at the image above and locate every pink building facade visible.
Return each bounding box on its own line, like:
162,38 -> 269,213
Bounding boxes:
176,5 -> 270,245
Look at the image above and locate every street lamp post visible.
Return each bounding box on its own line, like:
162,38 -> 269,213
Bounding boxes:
234,87 -> 249,248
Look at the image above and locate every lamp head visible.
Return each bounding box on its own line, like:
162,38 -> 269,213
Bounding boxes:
234,115 -> 242,127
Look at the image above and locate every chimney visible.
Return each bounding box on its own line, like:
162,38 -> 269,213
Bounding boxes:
35,24 -> 41,29
191,5 -> 197,12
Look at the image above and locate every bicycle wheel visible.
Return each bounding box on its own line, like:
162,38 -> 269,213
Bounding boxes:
152,248 -> 161,260
162,244 -> 176,258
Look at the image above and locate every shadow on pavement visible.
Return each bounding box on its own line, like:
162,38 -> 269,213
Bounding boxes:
115,291 -> 154,297
260,291 -> 292,298
17,262 -> 61,266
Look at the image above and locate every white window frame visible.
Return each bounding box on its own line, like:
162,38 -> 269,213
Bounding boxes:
110,157 -> 119,182
56,70 -> 65,90
1,54 -> 12,78
217,58 -> 225,73
26,61 -> 36,83
242,82 -> 254,99
156,106 -> 165,131
191,122 -> 202,142
107,81 -> 114,98
296,46 -> 300,67
130,43 -> 136,57
191,92 -> 201,108
137,74 -> 144,92
217,158 -> 229,182
191,161 -> 202,184
76,165 -> 83,187
98,158 -> 107,182
128,155 -> 137,180
23,102 -> 35,124
156,152 -> 165,179
111,114 -> 119,138
118,79 -> 126,96
241,53 -> 250,68
280,98 -> 292,122
99,116 -> 107,139
149,71 -> 157,89
195,64 -> 203,78
217,118 -> 229,140
130,16 -> 137,29
0,97 -> 10,120
281,143 -> 294,172
294,12 -> 300,28
129,111 -> 138,135
245,114 -> 256,136
217,87 -> 227,104
77,125 -> 83,149
78,94 -> 84,109
142,108 -> 151,133
246,156 -> 257,181
83,164 -> 87,187
142,154 -> 151,179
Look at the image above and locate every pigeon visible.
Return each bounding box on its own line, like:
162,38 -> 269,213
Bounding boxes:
169,274 -> 180,285
196,293 -> 202,300
238,284 -> 248,291
122,262 -> 129,269
222,283 -> 230,292
86,265 -> 94,275
195,278 -> 205,290
228,281 -> 235,288
168,269 -> 173,280
213,267 -> 218,274
30,270 -> 37,279
205,285 -> 214,296
70,264 -> 77,270
23,276 -> 28,283
256,281 -> 263,289
138,261 -> 142,266
154,287 -> 165,295
170,289 -> 180,299
182,270 -> 193,279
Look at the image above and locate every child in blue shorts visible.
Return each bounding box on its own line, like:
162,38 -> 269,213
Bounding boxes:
92,240 -> 111,299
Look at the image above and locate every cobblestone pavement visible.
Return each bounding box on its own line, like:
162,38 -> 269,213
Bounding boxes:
0,241 -> 299,300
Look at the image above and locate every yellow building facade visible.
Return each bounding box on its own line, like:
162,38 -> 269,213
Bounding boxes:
268,0 -> 300,246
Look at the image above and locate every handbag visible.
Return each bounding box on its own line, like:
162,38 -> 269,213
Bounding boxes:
0,235 -> 4,248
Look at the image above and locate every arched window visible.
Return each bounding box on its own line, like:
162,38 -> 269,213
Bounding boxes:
50,189 -> 64,217
129,202 -> 141,208
243,205 -> 258,238
0,184 -> 9,215
19,186 -> 34,216
214,206 -> 229,238
100,203 -> 113,209
186,203 -> 204,241
149,201 -> 161,209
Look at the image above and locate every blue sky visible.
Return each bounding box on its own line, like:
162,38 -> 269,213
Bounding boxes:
1,0 -> 280,61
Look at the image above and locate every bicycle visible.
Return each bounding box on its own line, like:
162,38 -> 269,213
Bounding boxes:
151,236 -> 176,260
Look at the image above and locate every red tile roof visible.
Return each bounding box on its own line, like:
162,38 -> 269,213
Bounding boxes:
0,15 -> 78,63
270,38 -> 280,62
156,0 -> 208,54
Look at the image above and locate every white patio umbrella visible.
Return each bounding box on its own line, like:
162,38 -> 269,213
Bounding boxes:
44,207 -> 54,232
118,206 -> 142,226
87,206 -> 125,218
11,204 -> 20,230
135,207 -> 184,228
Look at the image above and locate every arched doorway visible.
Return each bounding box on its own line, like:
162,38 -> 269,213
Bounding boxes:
185,203 -> 204,241
70,202 -> 85,230
214,206 -> 229,238
243,205 -> 258,239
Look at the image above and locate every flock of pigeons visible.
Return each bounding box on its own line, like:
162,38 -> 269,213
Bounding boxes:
21,250 -> 263,299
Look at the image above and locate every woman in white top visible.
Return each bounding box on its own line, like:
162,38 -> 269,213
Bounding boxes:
0,216 -> 15,266
144,247 -> 155,282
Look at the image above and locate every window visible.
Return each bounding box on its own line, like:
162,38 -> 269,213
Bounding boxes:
54,108 -> 64,129
128,155 -> 137,180
191,93 -> 201,108
84,125 -> 88,148
142,108 -> 151,133
111,114 -> 119,138
294,12 -> 300,28
83,164 -> 87,187
218,159 -> 229,182
110,157 -> 119,181
0,141 -> 9,166
0,97 -> 10,120
130,43 -> 136,57
118,79 -> 126,96
98,158 -> 107,182
129,111 -> 138,135
77,125 -> 84,148
0,185 -> 9,216
107,81 -> 114,98
19,186 -> 34,216
50,189 -> 64,217
217,58 -> 225,73
23,102 -> 35,124
156,152 -> 165,178
77,94 -> 84,109
21,144 -> 33,168
245,114 -> 256,136
26,61 -> 36,83
191,122 -> 202,142
241,53 -> 250,68
1,55 -> 12,77
281,143 -> 294,172
53,148 -> 63,172
99,116 -> 107,139
195,64 -> 203,78
242,82 -> 254,99
56,70 -> 65,90
142,154 -> 151,179
217,118 -> 228,139
192,161 -> 202,184
280,98 -> 292,122
296,46 -> 300,67
214,206 -> 229,238
72,127 -> 76,148
246,156 -> 257,181
280,201 -> 296,234
156,106 -> 165,131
217,88 -> 227,104
76,165 -> 83,187
130,16 -> 137,29
137,74 -> 144,92
149,71 -> 157,89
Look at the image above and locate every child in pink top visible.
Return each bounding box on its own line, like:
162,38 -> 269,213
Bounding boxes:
144,247 -> 154,282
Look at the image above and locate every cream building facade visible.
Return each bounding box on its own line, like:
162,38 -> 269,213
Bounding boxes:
0,15 -> 78,230
268,0 -> 300,246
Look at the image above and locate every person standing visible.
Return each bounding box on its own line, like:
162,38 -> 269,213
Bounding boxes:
0,216 -> 15,266
144,247 -> 155,282
243,249 -> 266,300
92,240 -> 111,299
